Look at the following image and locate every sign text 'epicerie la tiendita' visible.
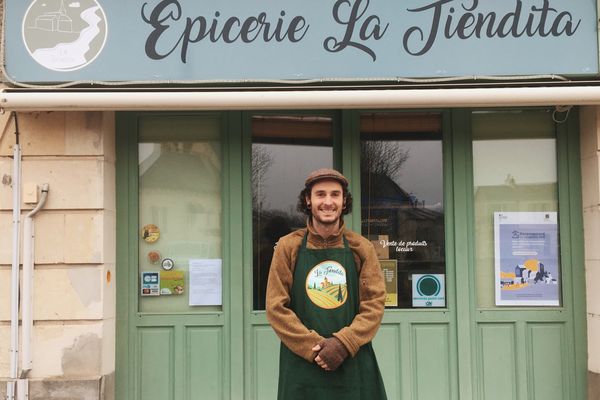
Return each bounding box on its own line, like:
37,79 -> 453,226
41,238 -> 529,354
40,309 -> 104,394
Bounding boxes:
142,0 -> 582,63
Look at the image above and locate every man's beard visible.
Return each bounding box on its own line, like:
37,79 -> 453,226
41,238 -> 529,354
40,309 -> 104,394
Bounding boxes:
312,210 -> 341,226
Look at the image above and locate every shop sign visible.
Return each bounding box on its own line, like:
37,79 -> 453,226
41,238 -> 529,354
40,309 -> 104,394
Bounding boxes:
4,0 -> 598,83
494,211 -> 560,306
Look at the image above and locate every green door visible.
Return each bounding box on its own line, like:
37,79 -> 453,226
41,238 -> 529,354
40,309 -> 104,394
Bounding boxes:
116,113 -> 245,400
241,111 -> 341,399
466,109 -> 587,400
242,110 -> 460,399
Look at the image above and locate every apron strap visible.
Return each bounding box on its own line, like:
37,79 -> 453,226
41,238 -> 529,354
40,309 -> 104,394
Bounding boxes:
301,232 -> 309,249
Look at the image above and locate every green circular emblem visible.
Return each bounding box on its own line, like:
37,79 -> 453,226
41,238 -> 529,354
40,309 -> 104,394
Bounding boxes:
416,275 -> 441,296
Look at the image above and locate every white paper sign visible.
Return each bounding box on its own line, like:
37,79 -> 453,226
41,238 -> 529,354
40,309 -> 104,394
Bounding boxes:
189,259 -> 222,306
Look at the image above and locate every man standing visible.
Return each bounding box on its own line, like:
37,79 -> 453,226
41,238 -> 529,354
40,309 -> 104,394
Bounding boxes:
266,168 -> 387,400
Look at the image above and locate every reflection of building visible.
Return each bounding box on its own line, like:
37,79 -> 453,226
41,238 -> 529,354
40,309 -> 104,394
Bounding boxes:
473,183 -> 557,216
361,172 -> 445,265
34,0 -> 73,32
138,142 -> 222,312
362,172 -> 445,308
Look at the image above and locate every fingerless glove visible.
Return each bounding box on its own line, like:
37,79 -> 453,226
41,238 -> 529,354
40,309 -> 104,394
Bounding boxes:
317,337 -> 349,371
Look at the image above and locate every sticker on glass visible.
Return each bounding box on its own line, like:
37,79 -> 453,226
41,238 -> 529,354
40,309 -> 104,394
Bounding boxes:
140,271 -> 159,296
160,270 -> 185,295
412,274 -> 445,307
305,260 -> 347,309
161,258 -> 174,271
141,224 -> 160,243
147,250 -> 161,264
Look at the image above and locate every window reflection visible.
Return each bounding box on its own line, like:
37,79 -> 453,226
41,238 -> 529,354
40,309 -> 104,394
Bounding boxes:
360,113 -> 445,309
472,110 -> 559,308
138,139 -> 222,313
252,115 -> 333,310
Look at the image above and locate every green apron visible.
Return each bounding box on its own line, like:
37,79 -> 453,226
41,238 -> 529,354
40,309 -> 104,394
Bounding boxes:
277,233 -> 387,400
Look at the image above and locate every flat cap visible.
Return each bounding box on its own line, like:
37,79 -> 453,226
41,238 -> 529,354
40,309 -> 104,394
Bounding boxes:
304,168 -> 349,187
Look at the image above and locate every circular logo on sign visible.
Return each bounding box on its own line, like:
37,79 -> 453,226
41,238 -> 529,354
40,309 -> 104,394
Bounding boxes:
416,275 -> 442,297
305,260 -> 348,309
22,0 -> 108,71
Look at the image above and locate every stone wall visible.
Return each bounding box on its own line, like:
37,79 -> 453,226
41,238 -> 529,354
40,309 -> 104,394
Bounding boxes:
0,111 -> 115,400
580,106 -> 600,400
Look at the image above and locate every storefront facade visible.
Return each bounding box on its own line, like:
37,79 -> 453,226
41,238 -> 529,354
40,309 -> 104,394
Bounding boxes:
0,1 -> 599,399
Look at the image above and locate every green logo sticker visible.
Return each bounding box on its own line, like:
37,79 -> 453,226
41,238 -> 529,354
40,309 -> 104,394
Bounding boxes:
416,275 -> 441,297
412,274 -> 445,307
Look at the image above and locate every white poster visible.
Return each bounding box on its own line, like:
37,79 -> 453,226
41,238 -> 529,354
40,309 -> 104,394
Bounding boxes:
494,212 -> 560,306
189,259 -> 222,306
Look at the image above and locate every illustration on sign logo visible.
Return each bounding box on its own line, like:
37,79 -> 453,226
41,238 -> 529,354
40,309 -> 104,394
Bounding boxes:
22,0 -> 108,71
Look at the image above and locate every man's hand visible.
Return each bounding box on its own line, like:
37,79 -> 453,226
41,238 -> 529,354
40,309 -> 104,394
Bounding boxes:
311,337 -> 349,371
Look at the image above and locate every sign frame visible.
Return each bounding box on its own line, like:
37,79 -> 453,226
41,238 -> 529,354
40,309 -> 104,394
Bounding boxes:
3,0 -> 598,84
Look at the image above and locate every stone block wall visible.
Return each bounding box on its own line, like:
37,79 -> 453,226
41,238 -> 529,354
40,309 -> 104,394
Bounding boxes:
0,111 -> 115,400
580,106 -> 600,400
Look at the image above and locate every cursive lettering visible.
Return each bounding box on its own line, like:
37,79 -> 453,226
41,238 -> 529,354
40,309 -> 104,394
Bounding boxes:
324,0 -> 389,61
142,0 -> 309,62
403,0 -> 581,56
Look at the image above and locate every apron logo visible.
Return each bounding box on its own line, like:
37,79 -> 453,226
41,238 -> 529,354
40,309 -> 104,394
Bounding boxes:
306,260 -> 347,309
22,0 -> 108,71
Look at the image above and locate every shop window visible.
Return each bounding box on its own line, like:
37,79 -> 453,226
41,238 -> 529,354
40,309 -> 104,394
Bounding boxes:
138,116 -> 222,312
472,110 -> 560,308
360,113 -> 445,309
252,115 -> 334,310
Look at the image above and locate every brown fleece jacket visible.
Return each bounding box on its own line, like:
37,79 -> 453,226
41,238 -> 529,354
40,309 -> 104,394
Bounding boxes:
265,221 -> 386,363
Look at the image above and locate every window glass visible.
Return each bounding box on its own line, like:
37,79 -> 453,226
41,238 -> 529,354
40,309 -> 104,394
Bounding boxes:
472,110 -> 560,308
360,113 -> 445,309
252,115 -> 333,310
138,116 -> 222,313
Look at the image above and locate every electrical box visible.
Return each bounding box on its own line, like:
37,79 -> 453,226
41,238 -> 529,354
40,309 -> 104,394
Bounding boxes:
23,183 -> 38,204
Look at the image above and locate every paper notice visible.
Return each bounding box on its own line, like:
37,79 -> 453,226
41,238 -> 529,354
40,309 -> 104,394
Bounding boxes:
189,259 -> 222,306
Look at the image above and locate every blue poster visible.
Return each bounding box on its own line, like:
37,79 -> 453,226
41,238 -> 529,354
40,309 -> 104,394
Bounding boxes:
494,212 -> 559,306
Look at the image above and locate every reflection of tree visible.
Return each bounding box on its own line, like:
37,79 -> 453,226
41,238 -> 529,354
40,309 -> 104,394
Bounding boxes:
360,141 -> 409,182
360,139 -> 445,309
361,140 -> 411,207
252,144 -> 274,208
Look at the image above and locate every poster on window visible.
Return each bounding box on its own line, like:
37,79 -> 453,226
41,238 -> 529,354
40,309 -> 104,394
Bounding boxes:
379,259 -> 398,307
494,212 -> 560,306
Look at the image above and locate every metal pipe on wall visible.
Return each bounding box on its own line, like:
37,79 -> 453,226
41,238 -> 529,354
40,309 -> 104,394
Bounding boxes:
7,142 -> 21,400
3,86 -> 600,110
21,183 -> 49,377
